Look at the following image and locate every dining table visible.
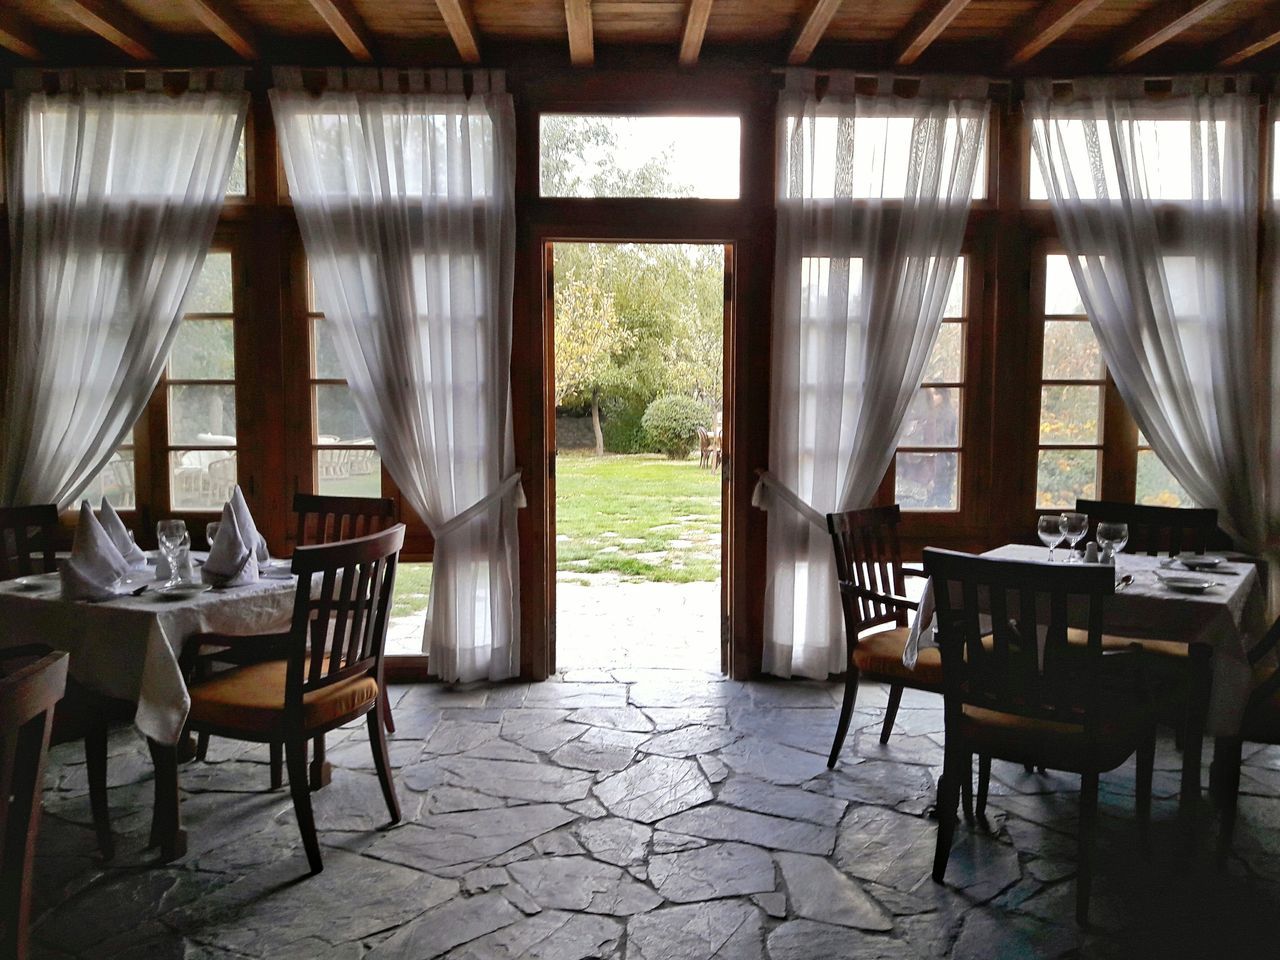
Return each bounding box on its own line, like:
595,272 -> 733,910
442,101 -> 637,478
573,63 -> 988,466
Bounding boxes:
0,554 -> 299,859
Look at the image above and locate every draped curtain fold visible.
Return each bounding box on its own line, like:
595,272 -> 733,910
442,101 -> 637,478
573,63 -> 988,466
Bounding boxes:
272,68 -> 521,683
1027,77 -> 1268,555
760,72 -> 988,678
1,70 -> 247,509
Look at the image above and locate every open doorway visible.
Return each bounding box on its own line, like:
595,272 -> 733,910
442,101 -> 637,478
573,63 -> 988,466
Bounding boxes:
548,241 -> 729,672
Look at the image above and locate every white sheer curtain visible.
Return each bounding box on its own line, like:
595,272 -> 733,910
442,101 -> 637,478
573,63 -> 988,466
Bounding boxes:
273,68 -> 521,683
758,72 -> 987,678
1027,77 -> 1267,552
1,69 -> 247,509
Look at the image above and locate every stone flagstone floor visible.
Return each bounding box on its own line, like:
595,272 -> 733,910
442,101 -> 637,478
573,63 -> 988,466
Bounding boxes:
27,670 -> 1280,959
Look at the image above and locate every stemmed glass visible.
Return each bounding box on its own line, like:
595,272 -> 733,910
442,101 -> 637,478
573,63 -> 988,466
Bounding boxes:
1037,514 -> 1066,562
1060,512 -> 1089,562
206,521 -> 222,550
156,520 -> 189,587
1096,521 -> 1129,563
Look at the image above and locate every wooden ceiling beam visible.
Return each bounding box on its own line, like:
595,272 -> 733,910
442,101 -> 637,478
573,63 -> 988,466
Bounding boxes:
1110,0 -> 1231,67
1005,0 -> 1104,68
788,0 -> 844,65
565,0 -> 594,66
307,0 -> 376,62
0,9 -> 41,60
894,0 -> 971,65
435,0 -> 481,64
179,0 -> 259,60
679,0 -> 714,66
1216,2 -> 1280,67
56,0 -> 156,60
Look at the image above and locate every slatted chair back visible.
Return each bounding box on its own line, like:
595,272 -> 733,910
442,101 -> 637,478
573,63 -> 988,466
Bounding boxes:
828,505 -> 909,632
285,524 -> 405,720
0,505 -> 59,582
922,548 -> 1117,735
293,492 -> 396,547
1,646 -> 69,960
1074,499 -> 1220,557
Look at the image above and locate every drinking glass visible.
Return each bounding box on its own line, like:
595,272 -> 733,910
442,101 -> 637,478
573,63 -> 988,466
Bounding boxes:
1061,512 -> 1089,562
1037,514 -> 1066,562
1096,521 -> 1129,562
156,519 -> 188,586
206,521 -> 222,549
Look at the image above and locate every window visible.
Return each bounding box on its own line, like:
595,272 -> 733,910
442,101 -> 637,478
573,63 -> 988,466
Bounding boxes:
81,430 -> 136,510
539,114 -> 741,199
896,261 -> 967,510
225,127 -> 248,197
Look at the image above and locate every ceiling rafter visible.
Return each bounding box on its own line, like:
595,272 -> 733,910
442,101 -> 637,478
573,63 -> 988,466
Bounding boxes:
565,0 -> 594,66
1006,0 -> 1105,68
679,0 -> 714,66
434,0 -> 481,64
56,0 -> 156,60
788,0 -> 844,65
894,0 -> 971,66
1216,1 -> 1280,67
179,0 -> 259,60
1110,0 -> 1231,67
306,0 -> 376,62
0,9 -> 41,60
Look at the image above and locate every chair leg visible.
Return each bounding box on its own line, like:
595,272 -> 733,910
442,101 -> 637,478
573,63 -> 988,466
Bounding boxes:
827,667 -> 861,769
1077,769 -> 1099,927
269,742 -> 283,790
880,684 -> 904,745
1215,736 -> 1244,865
368,706 -> 401,824
195,732 -> 210,762
309,734 -> 331,790
976,754 -> 992,819
285,738 -> 323,874
83,725 -> 114,861
933,744 -> 962,884
961,752 -> 975,822
1136,729 -> 1155,851
381,694 -> 396,734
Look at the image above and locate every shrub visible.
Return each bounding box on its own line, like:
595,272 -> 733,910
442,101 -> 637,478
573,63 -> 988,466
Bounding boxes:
641,395 -> 708,460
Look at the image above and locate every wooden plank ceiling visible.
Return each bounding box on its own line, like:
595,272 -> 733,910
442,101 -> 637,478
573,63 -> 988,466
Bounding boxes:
1,0 -> 1278,73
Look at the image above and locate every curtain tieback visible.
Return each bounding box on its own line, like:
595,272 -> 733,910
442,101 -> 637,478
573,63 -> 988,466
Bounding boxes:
751,470 -> 828,532
433,471 -> 526,540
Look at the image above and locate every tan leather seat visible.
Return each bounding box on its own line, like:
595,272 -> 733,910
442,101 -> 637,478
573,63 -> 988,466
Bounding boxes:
1065,628 -> 1188,659
853,628 -> 942,686
959,703 -> 1149,772
189,660 -> 379,734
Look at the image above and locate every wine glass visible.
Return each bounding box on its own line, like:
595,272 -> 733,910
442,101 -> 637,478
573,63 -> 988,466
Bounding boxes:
1037,514 -> 1066,562
1061,512 -> 1089,562
1096,521 -> 1129,563
156,519 -> 188,587
206,521 -> 222,549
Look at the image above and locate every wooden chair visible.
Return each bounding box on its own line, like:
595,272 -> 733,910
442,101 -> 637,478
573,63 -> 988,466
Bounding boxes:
924,548 -> 1156,926
1,646 -> 69,960
183,524 -> 406,875
826,505 -> 938,768
1074,499 -> 1221,557
0,505 -> 59,580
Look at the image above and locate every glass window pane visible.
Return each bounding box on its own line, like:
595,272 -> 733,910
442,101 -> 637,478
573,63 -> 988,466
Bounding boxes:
943,263 -> 966,318
388,561 -> 433,656
317,450 -> 383,497
186,252 -> 234,314
1039,385 -> 1101,444
315,385 -> 372,443
896,452 -> 958,511
170,449 -> 236,510
169,384 -> 236,444
1044,254 -> 1087,316
1036,449 -> 1098,509
540,115 -> 741,199
170,320 -> 235,380
923,324 -> 963,383
800,257 -> 865,315
81,452 -> 136,510
226,128 -> 247,197
312,318 -> 345,379
899,387 -> 961,447
1137,450 -> 1193,507
1042,321 -> 1102,380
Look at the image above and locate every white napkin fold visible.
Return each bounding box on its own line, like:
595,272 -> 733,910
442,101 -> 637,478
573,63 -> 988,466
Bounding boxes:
230,485 -> 270,565
99,497 -> 148,569
201,502 -> 259,588
61,501 -> 131,601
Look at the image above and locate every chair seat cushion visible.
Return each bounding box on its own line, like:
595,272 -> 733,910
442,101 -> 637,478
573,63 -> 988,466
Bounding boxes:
853,628 -> 942,688
1065,628 -> 1187,659
959,703 -> 1149,773
189,659 -> 379,735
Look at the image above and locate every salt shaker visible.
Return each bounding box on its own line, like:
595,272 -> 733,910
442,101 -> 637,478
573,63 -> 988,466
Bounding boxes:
1084,541 -> 1099,563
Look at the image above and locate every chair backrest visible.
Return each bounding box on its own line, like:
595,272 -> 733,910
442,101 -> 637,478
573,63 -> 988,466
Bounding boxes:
1074,498 -> 1220,556
827,505 -> 908,632
293,492 -> 397,547
922,548 -> 1116,733
285,524 -> 405,714
0,505 -> 59,581
1,646 -> 69,960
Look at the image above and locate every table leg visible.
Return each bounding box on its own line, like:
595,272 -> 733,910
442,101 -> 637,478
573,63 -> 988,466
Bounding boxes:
146,738 -> 187,862
1177,645 -> 1213,850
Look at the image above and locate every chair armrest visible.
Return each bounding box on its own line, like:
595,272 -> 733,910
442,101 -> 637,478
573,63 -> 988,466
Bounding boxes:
183,632 -> 295,673
902,569 -> 929,580
842,582 -> 919,612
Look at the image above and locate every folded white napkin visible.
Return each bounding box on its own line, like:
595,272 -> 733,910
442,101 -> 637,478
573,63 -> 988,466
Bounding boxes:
98,497 -> 148,569
201,502 -> 259,588
230,485 -> 270,565
61,501 -> 131,601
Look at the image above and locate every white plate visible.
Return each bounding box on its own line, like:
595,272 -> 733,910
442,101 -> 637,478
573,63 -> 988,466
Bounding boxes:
1155,573 -> 1220,594
154,582 -> 212,601
1178,555 -> 1223,571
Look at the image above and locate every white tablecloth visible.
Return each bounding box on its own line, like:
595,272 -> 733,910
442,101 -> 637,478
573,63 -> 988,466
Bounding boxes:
907,545 -> 1269,736
0,571 -> 298,745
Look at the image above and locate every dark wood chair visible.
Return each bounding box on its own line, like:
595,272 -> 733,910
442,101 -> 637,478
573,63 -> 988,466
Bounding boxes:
826,505 -> 938,768
924,547 -> 1156,926
1074,499 -> 1221,557
0,504 -> 59,580
1,646 -> 69,960
183,524 -> 406,875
